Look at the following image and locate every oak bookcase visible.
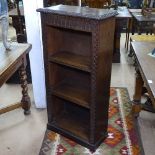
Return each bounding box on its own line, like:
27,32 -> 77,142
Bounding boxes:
38,5 -> 116,151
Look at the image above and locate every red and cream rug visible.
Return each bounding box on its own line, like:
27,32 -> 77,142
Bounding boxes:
39,88 -> 143,155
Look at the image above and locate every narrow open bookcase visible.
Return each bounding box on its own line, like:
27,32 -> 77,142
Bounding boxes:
38,5 -> 117,151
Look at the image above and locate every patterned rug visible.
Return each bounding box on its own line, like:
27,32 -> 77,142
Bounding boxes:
39,88 -> 143,155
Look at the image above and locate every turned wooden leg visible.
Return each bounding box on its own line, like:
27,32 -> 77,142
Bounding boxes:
19,63 -> 31,115
132,68 -> 144,117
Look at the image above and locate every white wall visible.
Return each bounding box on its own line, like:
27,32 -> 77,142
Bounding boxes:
23,0 -> 46,108
79,0 -> 81,6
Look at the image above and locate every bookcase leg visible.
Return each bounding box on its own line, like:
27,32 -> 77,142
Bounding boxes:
19,63 -> 31,115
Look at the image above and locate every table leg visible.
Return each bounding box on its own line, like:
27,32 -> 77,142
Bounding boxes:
113,33 -> 120,63
113,19 -> 121,63
19,62 -> 31,115
131,17 -> 136,35
132,68 -> 144,117
137,22 -> 142,35
125,18 -> 132,51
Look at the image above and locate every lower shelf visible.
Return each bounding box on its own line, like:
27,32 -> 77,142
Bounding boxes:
48,96 -> 108,151
51,97 -> 90,141
54,110 -> 89,141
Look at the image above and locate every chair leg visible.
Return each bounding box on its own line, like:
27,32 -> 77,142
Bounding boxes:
19,63 -> 31,115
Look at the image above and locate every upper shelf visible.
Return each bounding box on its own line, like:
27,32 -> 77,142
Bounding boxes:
49,51 -> 91,72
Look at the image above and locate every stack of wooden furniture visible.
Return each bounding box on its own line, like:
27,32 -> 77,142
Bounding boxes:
38,5 -> 117,151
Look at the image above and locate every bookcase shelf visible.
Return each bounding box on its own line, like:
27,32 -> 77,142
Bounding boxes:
55,111 -> 89,140
51,96 -> 90,141
49,51 -> 91,72
53,80 -> 90,109
38,4 -> 116,151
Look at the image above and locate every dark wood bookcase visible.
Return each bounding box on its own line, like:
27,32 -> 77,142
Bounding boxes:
38,5 -> 117,151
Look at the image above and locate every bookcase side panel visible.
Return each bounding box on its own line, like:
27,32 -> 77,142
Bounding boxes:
94,17 -> 116,141
41,15 -> 53,123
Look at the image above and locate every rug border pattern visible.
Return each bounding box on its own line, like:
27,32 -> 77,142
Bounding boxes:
39,87 -> 144,155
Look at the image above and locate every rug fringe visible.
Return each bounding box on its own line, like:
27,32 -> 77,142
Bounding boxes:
51,134 -> 60,155
117,89 -> 133,155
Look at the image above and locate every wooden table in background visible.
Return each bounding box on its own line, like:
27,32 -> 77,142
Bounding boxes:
0,43 -> 32,115
131,42 -> 155,116
113,7 -> 132,63
131,11 -> 155,34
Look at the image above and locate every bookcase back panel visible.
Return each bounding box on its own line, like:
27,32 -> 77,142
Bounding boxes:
60,28 -> 92,57
46,26 -> 92,57
46,26 -> 63,55
48,63 -> 91,88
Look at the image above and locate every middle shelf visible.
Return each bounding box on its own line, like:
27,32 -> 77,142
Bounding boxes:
52,79 -> 90,109
49,51 -> 91,72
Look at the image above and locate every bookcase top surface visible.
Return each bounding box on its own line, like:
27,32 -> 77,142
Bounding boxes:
37,5 -> 117,20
